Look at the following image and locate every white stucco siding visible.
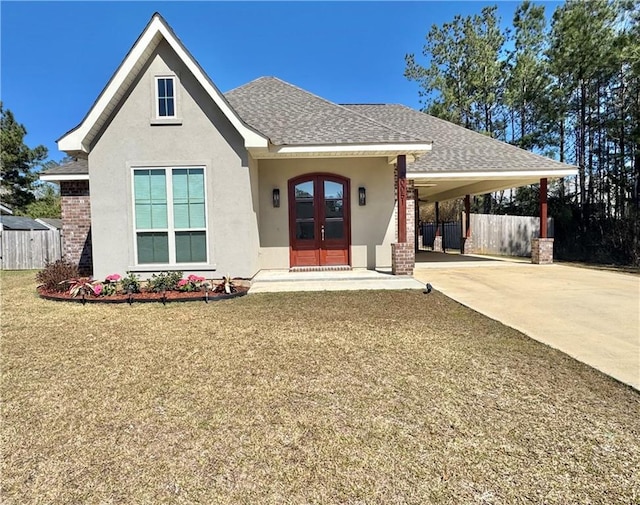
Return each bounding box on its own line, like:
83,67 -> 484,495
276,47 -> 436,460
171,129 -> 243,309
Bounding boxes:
257,157 -> 396,270
89,40 -> 259,279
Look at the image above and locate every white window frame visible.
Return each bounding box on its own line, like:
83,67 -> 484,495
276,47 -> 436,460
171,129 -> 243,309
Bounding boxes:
131,166 -> 209,267
155,75 -> 177,119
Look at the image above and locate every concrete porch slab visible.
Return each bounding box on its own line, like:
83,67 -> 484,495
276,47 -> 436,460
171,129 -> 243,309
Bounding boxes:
249,268 -> 425,293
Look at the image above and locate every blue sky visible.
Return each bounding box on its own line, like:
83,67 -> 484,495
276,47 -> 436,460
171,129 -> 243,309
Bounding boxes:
1,1 -> 560,163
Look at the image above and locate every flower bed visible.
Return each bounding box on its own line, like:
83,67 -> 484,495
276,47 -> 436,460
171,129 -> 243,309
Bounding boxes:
35,265 -> 249,304
37,286 -> 248,304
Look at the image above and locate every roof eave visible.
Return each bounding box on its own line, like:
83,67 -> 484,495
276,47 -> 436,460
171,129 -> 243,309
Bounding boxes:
40,174 -> 90,182
249,142 -> 432,160
409,168 -> 578,179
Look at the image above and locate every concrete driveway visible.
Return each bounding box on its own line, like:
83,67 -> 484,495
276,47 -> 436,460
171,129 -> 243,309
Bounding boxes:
413,262 -> 640,390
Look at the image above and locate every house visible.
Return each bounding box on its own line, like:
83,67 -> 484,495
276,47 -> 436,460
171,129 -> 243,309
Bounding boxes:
0,216 -> 50,231
35,218 -> 63,231
41,13 -> 576,279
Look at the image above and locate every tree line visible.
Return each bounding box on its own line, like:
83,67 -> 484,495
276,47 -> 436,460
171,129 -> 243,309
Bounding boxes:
406,0 -> 639,266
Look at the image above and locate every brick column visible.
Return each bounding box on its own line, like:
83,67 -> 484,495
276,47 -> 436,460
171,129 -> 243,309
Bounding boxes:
407,181 -> 415,247
391,242 -> 415,275
532,238 -> 554,264
532,179 -> 553,264
461,195 -> 476,254
461,233 -> 477,254
60,180 -> 93,275
392,155 -> 415,275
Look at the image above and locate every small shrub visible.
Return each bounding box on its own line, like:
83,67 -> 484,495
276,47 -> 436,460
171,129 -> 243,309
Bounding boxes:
120,272 -> 141,294
147,271 -> 183,292
36,259 -> 79,292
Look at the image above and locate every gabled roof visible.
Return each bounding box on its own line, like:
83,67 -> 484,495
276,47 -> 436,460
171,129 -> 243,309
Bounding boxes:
0,216 -> 50,231
0,203 -> 13,215
343,104 -> 576,175
40,158 -> 89,182
224,77 -> 425,146
57,13 -> 268,153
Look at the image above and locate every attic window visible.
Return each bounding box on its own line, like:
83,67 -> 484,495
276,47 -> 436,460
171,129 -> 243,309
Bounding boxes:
156,77 -> 175,117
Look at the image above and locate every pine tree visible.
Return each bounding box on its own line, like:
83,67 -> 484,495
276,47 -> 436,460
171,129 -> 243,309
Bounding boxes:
0,103 -> 48,212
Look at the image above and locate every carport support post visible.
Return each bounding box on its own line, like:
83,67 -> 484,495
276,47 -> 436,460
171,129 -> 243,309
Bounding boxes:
392,155 -> 414,275
398,155 -> 407,243
540,178 -> 548,239
461,194 -> 475,255
532,178 -> 554,264
433,201 -> 443,252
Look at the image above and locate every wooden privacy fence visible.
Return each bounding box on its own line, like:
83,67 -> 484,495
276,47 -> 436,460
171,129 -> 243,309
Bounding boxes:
468,213 -> 554,257
0,229 -> 62,270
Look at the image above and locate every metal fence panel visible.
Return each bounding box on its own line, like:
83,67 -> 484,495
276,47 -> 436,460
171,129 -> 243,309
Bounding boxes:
419,222 -> 461,251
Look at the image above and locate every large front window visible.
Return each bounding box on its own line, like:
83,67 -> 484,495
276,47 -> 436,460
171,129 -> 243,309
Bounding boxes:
133,167 -> 207,264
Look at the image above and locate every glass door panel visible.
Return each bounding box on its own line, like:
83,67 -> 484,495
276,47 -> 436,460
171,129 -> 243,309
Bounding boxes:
323,180 -> 344,240
294,181 -> 315,240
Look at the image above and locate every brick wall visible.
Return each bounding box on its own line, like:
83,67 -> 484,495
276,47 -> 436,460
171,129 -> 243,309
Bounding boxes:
60,181 -> 93,275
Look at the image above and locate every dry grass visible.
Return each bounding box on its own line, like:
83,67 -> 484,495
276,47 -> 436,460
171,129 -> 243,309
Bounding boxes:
1,270 -> 639,504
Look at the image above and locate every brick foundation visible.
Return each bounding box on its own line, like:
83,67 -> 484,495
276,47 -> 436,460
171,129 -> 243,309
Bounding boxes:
60,180 -> 93,275
461,236 -> 477,255
392,242 -> 414,275
433,235 -> 443,252
407,197 -> 415,249
531,238 -> 554,264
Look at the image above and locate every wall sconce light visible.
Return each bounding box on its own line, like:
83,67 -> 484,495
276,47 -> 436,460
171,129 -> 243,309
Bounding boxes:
359,187 -> 366,206
272,188 -> 280,208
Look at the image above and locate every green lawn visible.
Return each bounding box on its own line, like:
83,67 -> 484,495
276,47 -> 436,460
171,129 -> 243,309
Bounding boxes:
1,270 -> 638,504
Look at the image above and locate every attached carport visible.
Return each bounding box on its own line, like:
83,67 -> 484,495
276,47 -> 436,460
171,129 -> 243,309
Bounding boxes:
347,105 -> 577,270
411,170 -> 571,263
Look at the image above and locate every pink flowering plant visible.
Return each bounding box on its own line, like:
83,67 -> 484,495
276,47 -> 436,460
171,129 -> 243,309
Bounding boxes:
177,274 -> 208,292
101,273 -> 121,296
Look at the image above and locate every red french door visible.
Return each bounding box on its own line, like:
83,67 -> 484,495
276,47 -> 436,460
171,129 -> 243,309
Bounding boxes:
288,174 -> 351,267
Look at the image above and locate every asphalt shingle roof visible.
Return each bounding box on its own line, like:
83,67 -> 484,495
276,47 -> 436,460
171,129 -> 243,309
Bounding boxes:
0,216 -> 50,230
37,218 -> 63,229
224,77 -> 424,146
343,104 -> 574,173
52,78 -> 574,177
42,158 -> 88,176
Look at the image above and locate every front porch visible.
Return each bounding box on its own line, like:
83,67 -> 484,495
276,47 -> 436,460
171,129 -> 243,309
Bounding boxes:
249,268 -> 424,293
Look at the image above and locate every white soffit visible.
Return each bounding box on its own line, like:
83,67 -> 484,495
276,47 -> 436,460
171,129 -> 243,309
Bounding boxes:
57,14 -> 268,153
409,169 -> 577,180
40,174 -> 90,182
